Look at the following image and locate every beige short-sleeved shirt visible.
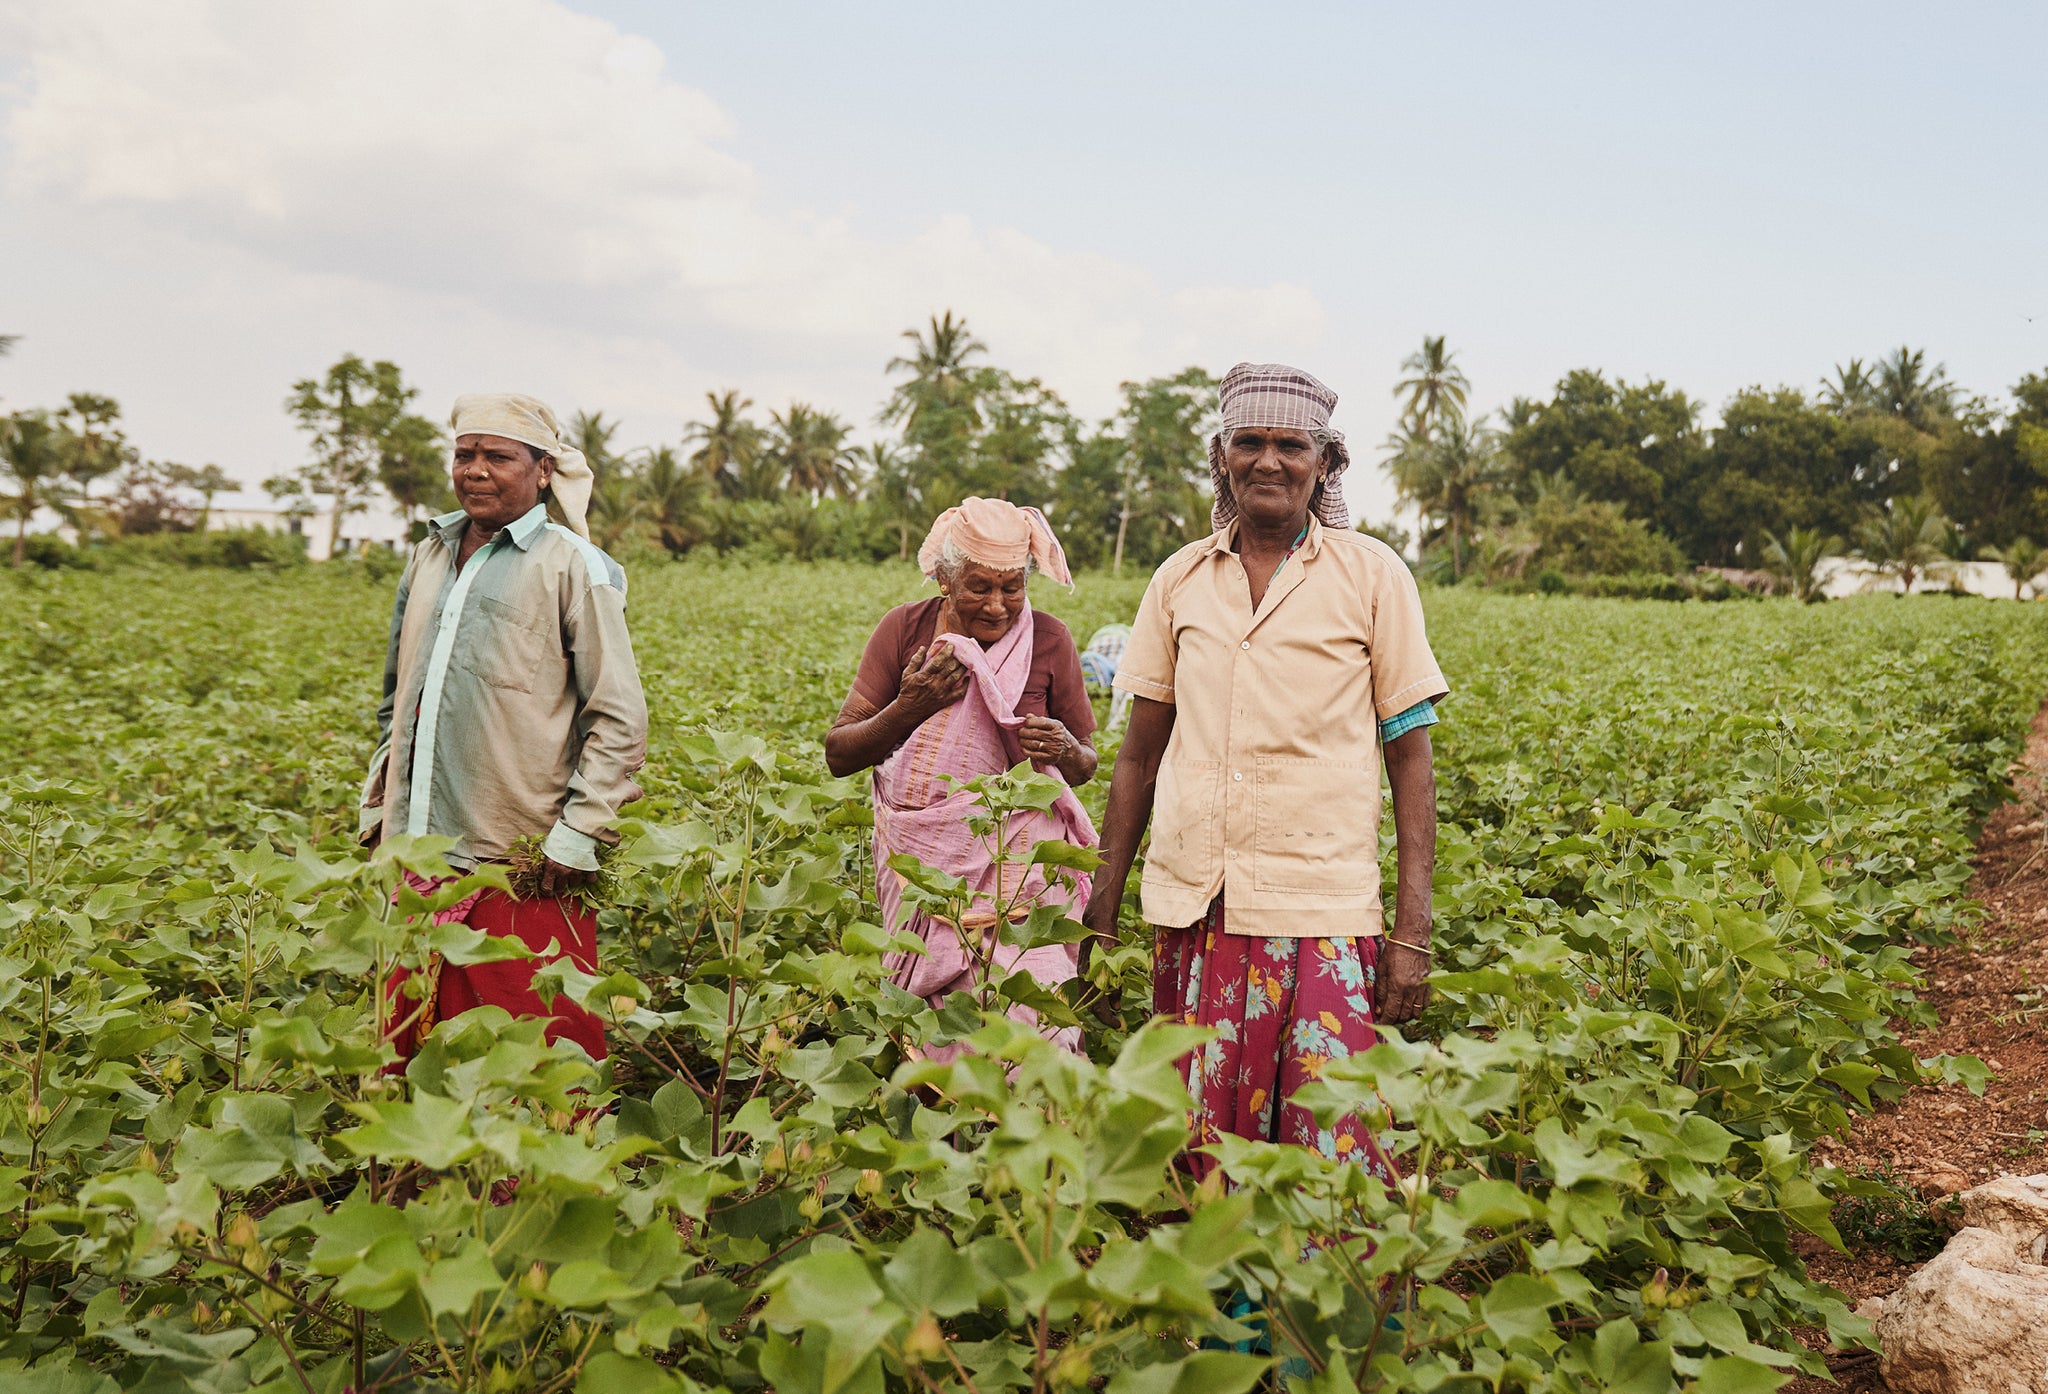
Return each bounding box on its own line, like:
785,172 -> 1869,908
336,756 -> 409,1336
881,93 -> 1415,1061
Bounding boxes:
1112,520 -> 1447,937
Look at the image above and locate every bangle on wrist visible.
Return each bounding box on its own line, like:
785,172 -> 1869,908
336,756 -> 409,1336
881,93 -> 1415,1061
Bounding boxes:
1385,936 -> 1433,957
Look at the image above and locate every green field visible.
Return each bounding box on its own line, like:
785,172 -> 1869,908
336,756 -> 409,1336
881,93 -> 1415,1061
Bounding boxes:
4,562 -> 2045,1393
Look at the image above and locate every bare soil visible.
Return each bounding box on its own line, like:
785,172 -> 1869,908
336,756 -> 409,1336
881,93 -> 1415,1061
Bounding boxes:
1785,699 -> 2048,1391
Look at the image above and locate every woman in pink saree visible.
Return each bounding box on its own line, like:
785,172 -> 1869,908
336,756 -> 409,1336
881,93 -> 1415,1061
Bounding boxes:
825,498 -> 1099,1057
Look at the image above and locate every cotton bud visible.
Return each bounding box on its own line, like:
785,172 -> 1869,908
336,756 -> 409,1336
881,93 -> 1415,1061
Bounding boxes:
901,1313 -> 946,1363
760,1027 -> 787,1061
193,1301 -> 215,1329
858,1169 -> 884,1198
636,935 -> 653,951
762,1143 -> 787,1176
609,995 -> 638,1018
547,1110 -> 572,1132
139,1145 -> 160,1172
161,1056 -> 186,1084
1051,1345 -> 1093,1387
24,1098 -> 49,1129
985,1164 -> 1015,1196
791,1139 -> 814,1167
1641,1267 -> 1669,1310
225,1213 -> 259,1251
165,999 -> 192,1021
521,1262 -> 549,1299
798,1192 -> 824,1222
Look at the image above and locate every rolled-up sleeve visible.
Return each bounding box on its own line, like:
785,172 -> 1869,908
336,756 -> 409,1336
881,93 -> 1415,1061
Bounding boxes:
360,554 -> 418,833
1368,556 -> 1449,719
1111,562 -> 1180,705
551,576 -> 649,868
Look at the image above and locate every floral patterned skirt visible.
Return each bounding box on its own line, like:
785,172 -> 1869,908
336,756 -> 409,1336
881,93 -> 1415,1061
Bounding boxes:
1154,900 -> 1397,1184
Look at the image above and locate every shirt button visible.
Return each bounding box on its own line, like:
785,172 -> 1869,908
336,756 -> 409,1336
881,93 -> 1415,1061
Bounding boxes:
1240,641 -> 1250,650
1233,772 -> 1243,781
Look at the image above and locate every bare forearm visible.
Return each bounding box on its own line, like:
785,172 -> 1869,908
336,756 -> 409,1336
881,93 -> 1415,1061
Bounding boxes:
1056,738 -> 1098,786
824,700 -> 930,778
1384,730 -> 1438,942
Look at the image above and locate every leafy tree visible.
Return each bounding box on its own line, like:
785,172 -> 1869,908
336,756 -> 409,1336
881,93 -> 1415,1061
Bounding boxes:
56,393 -> 136,510
377,413 -> 451,523
768,404 -> 856,500
1980,536 -> 2047,599
2,410 -> 71,567
166,463 -> 234,529
274,354 -> 424,557
107,458 -> 198,535
1686,388 -> 1877,565
1922,370 -> 2048,547
1394,335 -> 1470,442
1762,526 -> 1840,602
1856,495 -> 1952,594
637,444 -> 717,555
1526,493 -> 1685,577
1503,370 -> 1705,531
964,375 -> 1069,504
1052,370 -> 1214,573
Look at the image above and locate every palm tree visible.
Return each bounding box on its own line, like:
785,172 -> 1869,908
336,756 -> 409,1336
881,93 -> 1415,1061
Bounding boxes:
1762,527 -> 1840,602
1856,495 -> 1952,594
854,441 -> 921,560
683,391 -> 763,498
884,311 -> 988,431
1873,347 -> 1956,431
0,334 -> 17,357
2,410 -> 71,567
1820,359 -> 1880,415
636,445 -> 713,555
1393,336 -> 1470,442
768,404 -> 856,500
1385,409 -> 1501,580
1981,537 -> 2047,599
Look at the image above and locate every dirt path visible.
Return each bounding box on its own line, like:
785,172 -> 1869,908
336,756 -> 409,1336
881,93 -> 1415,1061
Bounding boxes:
1788,699 -> 2048,1390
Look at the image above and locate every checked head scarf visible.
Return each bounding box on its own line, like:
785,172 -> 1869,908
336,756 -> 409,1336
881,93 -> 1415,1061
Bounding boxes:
1207,362 -> 1351,532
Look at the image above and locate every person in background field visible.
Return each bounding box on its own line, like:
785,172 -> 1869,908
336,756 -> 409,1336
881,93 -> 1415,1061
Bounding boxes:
825,497 -> 1098,1060
362,392 -> 648,1068
1082,362 -> 1447,1182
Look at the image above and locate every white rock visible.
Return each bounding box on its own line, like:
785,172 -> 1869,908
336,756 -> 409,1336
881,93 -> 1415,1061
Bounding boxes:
1878,1175 -> 2048,1394
1853,1295 -> 1886,1322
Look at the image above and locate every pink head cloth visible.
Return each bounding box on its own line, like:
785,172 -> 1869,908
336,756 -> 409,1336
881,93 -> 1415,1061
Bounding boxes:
917,496 -> 1073,587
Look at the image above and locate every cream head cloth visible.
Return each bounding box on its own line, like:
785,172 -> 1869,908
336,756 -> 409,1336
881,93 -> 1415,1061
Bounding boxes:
448,393 -> 593,540
1207,362 -> 1352,531
917,496 -> 1073,586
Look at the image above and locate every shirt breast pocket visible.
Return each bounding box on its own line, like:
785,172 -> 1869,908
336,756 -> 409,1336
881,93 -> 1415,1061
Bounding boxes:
460,594 -> 558,694
1253,757 -> 1377,893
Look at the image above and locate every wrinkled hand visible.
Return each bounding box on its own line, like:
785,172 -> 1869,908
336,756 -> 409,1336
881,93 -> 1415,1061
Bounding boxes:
1373,936 -> 1432,1024
897,644 -> 969,721
539,858 -> 596,899
1018,714 -> 1074,767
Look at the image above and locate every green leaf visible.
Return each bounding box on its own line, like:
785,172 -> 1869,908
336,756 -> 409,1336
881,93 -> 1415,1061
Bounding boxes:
1694,1353 -> 1791,1394
1477,1273 -> 1561,1348
1104,1351 -> 1268,1394
418,1239 -> 508,1318
577,1351 -> 687,1393
339,1092 -> 478,1169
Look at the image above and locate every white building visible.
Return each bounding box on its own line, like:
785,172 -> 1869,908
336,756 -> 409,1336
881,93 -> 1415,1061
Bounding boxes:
200,491 -> 411,562
1816,557 -> 2041,601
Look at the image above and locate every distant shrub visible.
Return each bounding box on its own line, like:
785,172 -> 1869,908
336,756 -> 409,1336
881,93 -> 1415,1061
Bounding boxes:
11,534 -> 93,570
99,527 -> 308,569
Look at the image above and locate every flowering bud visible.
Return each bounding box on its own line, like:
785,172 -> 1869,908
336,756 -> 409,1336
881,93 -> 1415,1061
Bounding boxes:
225,1213 -> 259,1250
858,1169 -> 883,1198
521,1262 -> 549,1298
798,1192 -> 824,1222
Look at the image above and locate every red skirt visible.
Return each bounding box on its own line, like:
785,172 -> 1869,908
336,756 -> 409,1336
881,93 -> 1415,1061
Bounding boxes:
383,888 -> 609,1066
1154,901 -> 1396,1183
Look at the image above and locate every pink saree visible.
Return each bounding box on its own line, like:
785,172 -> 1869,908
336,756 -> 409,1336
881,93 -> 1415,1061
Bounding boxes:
874,603 -> 1097,1060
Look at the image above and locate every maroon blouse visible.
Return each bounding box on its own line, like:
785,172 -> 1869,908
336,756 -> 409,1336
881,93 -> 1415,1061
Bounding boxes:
846,599 -> 1096,739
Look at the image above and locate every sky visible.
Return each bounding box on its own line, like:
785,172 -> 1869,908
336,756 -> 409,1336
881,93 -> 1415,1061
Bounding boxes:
2,0 -> 2044,527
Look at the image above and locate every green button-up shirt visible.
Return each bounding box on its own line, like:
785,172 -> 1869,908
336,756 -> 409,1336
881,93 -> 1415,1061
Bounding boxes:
361,504 -> 648,870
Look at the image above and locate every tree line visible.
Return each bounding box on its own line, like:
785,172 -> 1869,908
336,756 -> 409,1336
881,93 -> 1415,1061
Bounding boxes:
8,319 -> 2048,594
1386,339 -> 2048,597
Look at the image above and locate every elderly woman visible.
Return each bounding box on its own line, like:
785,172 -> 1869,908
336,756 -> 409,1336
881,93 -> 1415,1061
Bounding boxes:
1082,363 -> 1447,1179
826,498 -> 1098,1055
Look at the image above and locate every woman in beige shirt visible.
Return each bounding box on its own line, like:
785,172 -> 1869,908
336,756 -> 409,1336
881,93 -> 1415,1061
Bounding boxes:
1082,363 -> 1447,1182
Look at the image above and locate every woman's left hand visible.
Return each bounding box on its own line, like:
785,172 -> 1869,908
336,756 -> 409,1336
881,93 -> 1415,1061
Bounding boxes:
1017,714 -> 1074,766
1374,934 -> 1432,1024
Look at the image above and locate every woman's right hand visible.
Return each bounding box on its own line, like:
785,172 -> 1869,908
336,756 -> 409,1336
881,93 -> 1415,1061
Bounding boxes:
896,643 -> 969,721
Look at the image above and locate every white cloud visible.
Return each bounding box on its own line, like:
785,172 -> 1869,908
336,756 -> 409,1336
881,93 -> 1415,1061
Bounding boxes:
0,0 -> 1325,436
